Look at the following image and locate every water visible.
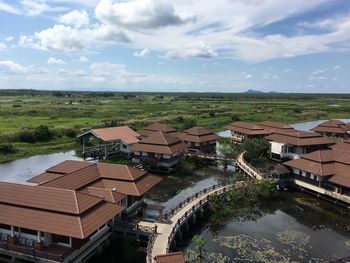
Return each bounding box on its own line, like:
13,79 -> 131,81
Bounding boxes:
0,150 -> 83,183
180,191 -> 350,262
291,119 -> 350,131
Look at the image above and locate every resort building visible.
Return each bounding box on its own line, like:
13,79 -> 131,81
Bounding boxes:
310,120 -> 349,139
0,181 -> 125,263
224,121 -> 271,142
256,121 -> 295,133
138,123 -> 178,138
266,130 -> 335,160
175,126 -> 219,154
27,160 -> 162,216
131,131 -> 188,171
283,140 -> 350,200
78,126 -> 141,159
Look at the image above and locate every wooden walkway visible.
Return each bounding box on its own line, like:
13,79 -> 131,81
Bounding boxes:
139,184 -> 233,263
236,152 -> 264,180
186,152 -> 235,162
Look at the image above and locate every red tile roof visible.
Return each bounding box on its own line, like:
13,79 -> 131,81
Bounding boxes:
131,132 -> 188,154
175,126 -> 219,143
224,121 -> 270,136
138,123 -> 177,137
310,120 -> 349,135
265,130 -> 335,146
80,126 -> 140,144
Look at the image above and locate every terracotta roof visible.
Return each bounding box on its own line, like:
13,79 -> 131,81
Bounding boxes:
0,201 -> 124,239
79,126 -> 140,144
131,132 -> 188,154
0,182 -> 102,214
310,120 -> 349,135
87,174 -> 163,196
27,172 -> 65,184
37,161 -> 162,197
47,160 -> 93,175
283,142 -> 350,188
97,163 -> 147,181
224,121 -> 270,136
85,187 -> 126,203
155,252 -> 186,263
138,123 -> 177,137
257,121 -> 294,131
265,130 -> 335,146
175,126 -> 219,143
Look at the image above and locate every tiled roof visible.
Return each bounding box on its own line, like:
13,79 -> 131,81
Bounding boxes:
257,121 -> 295,131
85,187 -> 126,203
224,121 -> 270,136
79,126 -> 140,144
176,126 -> 220,143
97,163 -> 147,181
131,132 -> 188,154
0,182 -> 102,214
265,130 -> 335,146
47,160 -> 93,174
155,252 -> 185,263
310,120 -> 349,134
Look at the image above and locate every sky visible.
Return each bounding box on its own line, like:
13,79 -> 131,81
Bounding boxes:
0,0 -> 350,93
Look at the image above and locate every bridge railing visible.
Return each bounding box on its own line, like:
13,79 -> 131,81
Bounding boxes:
236,152 -> 265,180
166,185 -> 231,253
146,228 -> 157,263
163,183 -> 230,220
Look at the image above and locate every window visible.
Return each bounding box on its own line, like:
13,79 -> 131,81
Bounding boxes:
134,151 -> 140,156
306,172 -> 310,178
155,153 -> 161,159
310,174 -> 314,180
163,154 -> 171,159
299,170 -> 302,176
195,142 -> 200,146
122,144 -> 127,149
56,235 -> 70,244
142,152 -> 148,156
0,224 -> 10,230
20,228 -> 37,236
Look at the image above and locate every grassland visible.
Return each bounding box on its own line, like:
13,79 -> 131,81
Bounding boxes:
0,90 -> 350,163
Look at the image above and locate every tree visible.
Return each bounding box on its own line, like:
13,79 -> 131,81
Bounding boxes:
241,138 -> 270,163
218,138 -> 240,158
192,235 -> 206,260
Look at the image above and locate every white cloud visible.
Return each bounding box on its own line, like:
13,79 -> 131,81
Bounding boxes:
0,60 -> 27,74
164,41 -> 217,59
47,57 -> 66,65
283,68 -> 291,73
95,0 -> 196,30
0,2 -> 21,14
262,73 -> 279,79
133,48 -> 150,57
58,10 -> 90,28
78,56 -> 89,62
0,43 -> 6,51
241,72 -> 253,79
5,36 -> 14,42
20,0 -> 68,16
333,65 -> 340,70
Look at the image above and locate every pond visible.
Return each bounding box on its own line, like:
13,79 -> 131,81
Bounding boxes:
180,191 -> 350,263
0,150 -> 83,182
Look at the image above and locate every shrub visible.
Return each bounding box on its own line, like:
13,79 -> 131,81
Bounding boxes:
0,144 -> 18,154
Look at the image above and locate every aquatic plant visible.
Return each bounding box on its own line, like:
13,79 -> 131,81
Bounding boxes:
184,249 -> 230,263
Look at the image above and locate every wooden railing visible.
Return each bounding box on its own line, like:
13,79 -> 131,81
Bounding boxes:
166,185 -> 231,253
163,183 -> 230,220
146,229 -> 157,263
236,152 -> 265,180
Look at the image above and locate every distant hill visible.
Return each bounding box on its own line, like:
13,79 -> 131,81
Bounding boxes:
243,89 -> 264,94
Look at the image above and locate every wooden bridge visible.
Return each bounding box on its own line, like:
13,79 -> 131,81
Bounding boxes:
236,152 -> 265,180
186,152 -> 236,162
139,183 -> 234,263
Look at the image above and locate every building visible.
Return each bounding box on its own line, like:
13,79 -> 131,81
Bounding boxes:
131,131 -> 188,171
256,121 -> 295,133
138,123 -> 178,138
154,252 -> 185,263
0,181 -> 124,263
78,126 -> 140,158
310,120 -> 349,139
27,160 -> 163,216
283,140 -> 350,197
175,126 -> 219,154
266,130 -> 335,160
224,121 -> 271,142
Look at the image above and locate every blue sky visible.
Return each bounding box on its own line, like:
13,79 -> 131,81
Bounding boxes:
0,0 -> 349,93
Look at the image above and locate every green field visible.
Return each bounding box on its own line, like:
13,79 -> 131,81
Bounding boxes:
0,90 -> 350,163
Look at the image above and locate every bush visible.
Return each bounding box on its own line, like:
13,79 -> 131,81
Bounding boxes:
241,138 -> 270,163
0,144 -> 18,154
17,125 -> 52,143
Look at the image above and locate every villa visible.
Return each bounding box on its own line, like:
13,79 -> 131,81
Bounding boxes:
283,140 -> 350,200
0,181 -> 125,263
310,120 -> 349,139
131,131 -> 188,171
224,121 -> 294,143
78,126 -> 141,159
265,130 -> 335,160
175,126 -> 219,154
138,123 -> 178,138
224,121 -> 271,142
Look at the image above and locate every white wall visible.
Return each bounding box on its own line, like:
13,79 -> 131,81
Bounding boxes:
270,141 -> 284,155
